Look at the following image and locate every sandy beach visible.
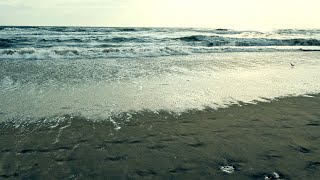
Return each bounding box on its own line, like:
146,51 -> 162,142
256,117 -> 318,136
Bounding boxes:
1,94 -> 320,179
1,27 -> 320,179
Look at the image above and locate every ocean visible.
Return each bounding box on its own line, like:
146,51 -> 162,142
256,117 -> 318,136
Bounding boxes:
1,26 -> 320,179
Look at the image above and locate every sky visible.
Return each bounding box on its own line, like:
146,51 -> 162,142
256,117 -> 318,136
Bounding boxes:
0,0 -> 319,29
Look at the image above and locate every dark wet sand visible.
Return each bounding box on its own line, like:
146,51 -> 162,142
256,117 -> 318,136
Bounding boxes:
1,95 -> 320,179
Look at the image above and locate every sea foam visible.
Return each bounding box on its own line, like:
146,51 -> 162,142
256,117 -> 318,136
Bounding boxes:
1,52 -> 320,124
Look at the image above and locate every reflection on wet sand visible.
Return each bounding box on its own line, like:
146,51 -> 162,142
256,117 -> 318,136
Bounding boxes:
1,94 -> 320,179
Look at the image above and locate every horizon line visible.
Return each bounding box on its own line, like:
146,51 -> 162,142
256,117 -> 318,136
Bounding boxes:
1,25 -> 320,31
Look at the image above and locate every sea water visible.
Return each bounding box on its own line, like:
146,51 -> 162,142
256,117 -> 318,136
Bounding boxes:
1,27 -> 320,124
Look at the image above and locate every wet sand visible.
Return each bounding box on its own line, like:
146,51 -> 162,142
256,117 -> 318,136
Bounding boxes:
1,94 -> 320,179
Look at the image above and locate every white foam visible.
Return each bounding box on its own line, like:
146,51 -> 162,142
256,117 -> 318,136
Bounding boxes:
0,46 -> 319,60
220,166 -> 235,174
1,52 -> 320,124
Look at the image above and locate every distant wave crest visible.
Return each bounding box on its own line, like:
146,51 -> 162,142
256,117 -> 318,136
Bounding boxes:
176,35 -> 320,46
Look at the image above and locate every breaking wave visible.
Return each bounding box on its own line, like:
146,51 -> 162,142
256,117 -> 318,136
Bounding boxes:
1,26 -> 320,59
0,47 -> 191,59
176,35 -> 320,46
1,46 -> 319,60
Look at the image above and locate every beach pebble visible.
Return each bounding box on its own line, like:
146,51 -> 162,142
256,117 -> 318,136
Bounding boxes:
220,165 -> 235,174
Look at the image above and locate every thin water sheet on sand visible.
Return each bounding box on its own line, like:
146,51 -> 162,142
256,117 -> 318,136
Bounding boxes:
1,52 -> 320,121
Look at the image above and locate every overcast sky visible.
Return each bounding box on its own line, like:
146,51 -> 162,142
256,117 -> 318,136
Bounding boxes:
0,0 -> 319,29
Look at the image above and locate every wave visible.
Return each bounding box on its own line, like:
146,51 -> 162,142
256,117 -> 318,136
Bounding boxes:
1,27 -> 320,59
176,35 -> 320,46
39,38 -> 84,43
0,39 -> 13,48
1,46 -> 318,60
275,29 -> 320,35
0,26 -> 144,33
0,38 -> 33,48
189,28 -> 242,35
107,37 -> 146,43
0,47 -> 189,59
1,26 -> 320,34
0,37 -> 150,49
2,36 -> 320,50
117,28 -> 137,32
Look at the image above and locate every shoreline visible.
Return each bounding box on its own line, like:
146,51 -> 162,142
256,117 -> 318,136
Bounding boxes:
1,94 -> 320,179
